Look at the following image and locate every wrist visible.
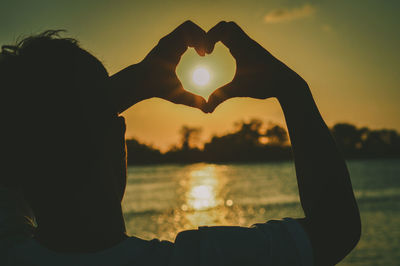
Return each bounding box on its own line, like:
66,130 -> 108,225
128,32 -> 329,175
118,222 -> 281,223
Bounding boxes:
109,62 -> 152,113
277,79 -> 313,110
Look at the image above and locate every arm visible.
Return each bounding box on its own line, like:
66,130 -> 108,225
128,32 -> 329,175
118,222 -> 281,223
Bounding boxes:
109,63 -> 150,113
109,20 -> 208,114
278,83 -> 361,265
206,21 -> 361,265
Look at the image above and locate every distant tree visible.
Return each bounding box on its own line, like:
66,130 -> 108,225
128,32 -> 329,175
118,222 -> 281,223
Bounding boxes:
362,129 -> 400,156
203,119 -> 266,162
126,138 -> 162,164
125,120 -> 400,165
234,119 -> 263,147
331,123 -> 364,156
265,125 -> 288,146
179,126 -> 202,151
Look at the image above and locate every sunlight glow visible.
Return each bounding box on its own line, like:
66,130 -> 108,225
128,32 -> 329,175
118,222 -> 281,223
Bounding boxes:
173,164 -> 232,228
176,44 -> 236,100
187,165 -> 219,211
190,185 -> 215,210
192,67 -> 210,86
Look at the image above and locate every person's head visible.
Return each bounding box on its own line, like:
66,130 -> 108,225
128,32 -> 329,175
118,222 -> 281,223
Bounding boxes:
1,30 -> 127,240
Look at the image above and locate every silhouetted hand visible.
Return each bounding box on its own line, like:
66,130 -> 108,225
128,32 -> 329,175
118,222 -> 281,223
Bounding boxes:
140,20 -> 208,111
110,20 -> 208,113
205,21 -> 307,113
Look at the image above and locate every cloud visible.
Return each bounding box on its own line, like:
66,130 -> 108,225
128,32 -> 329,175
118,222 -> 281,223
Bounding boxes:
264,4 -> 316,23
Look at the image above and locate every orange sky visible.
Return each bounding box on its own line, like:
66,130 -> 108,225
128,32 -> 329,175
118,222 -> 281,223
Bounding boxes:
1,0 -> 399,151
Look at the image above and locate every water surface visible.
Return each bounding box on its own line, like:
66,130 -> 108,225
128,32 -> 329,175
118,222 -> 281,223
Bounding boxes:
122,159 -> 400,265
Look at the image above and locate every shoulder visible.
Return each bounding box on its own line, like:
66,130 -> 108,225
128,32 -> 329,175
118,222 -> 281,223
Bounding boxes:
170,230 -> 201,266
170,218 -> 313,266
0,187 -> 35,251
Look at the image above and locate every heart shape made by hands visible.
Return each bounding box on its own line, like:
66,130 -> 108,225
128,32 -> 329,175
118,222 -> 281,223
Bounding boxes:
176,43 -> 236,101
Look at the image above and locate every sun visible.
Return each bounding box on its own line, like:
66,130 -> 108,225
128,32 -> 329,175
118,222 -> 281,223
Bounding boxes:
192,67 -> 210,86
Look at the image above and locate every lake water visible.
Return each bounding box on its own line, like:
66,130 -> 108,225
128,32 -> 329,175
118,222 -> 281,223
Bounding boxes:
122,159 -> 400,265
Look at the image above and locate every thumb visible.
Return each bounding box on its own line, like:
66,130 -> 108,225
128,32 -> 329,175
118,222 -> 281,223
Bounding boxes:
206,82 -> 237,113
169,88 -> 208,113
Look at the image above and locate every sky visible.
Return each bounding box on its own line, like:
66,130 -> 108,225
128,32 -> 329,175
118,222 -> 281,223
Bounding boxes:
1,0 -> 399,151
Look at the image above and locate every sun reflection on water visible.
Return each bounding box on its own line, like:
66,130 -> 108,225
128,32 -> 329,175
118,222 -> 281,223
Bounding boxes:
189,185 -> 216,210
186,165 -> 220,211
123,163 -> 308,241
178,164 -> 230,227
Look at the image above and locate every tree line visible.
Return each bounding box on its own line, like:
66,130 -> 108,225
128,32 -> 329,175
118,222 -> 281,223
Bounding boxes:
126,119 -> 400,165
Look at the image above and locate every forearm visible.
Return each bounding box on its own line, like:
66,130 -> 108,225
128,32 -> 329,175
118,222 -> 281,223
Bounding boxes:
109,63 -> 150,114
277,82 -> 361,265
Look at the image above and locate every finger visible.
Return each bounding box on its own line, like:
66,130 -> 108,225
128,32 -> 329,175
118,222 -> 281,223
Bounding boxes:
159,20 -> 207,60
206,21 -> 227,54
168,88 -> 208,113
206,21 -> 250,57
176,21 -> 207,56
206,82 -> 238,113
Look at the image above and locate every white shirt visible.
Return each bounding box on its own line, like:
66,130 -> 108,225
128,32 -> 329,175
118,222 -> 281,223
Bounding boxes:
0,187 -> 313,266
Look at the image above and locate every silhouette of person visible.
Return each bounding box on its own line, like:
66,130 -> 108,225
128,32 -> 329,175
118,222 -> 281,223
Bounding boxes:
0,21 -> 360,265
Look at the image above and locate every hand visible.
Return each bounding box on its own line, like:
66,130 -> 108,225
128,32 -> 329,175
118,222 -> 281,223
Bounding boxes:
205,21 -> 307,113
140,20 -> 208,112
110,21 -> 208,113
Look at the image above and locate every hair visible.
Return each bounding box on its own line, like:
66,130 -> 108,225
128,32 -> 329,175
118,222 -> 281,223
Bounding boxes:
2,30 -> 78,55
0,30 -> 120,219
